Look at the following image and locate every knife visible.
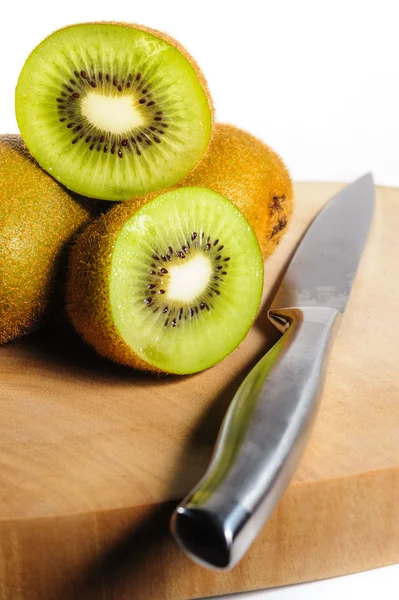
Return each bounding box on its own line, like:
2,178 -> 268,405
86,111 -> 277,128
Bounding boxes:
170,174 -> 376,570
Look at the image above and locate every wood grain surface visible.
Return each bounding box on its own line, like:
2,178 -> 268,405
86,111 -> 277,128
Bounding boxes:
0,182 -> 398,600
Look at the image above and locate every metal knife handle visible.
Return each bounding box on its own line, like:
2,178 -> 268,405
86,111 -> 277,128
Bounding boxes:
171,306 -> 341,570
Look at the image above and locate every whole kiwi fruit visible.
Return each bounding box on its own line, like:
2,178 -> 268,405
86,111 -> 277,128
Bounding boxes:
0,135 -> 92,344
178,123 -> 294,258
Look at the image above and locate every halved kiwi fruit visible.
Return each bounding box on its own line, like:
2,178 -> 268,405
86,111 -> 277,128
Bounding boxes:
15,23 -> 213,201
66,187 -> 264,374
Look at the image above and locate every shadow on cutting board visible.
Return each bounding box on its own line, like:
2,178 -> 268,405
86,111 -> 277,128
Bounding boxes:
58,313 -> 279,599
63,346 -> 270,599
14,259 -> 286,599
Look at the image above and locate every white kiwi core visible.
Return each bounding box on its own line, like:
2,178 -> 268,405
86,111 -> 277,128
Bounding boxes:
81,92 -> 146,133
167,253 -> 213,302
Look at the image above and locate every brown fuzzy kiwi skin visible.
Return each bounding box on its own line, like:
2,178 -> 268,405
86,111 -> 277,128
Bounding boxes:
66,200 -> 163,373
0,135 -> 92,345
178,124 -> 294,258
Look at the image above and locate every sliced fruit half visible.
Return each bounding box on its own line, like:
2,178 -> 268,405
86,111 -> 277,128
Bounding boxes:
67,187 -> 264,374
15,23 -> 213,200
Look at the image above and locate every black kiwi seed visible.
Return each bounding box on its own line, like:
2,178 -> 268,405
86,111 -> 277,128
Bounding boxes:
143,231 -> 229,327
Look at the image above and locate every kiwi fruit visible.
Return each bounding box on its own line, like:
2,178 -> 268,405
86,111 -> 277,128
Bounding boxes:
15,22 -> 213,201
0,135 -> 91,345
178,123 -> 294,258
66,187 -> 264,374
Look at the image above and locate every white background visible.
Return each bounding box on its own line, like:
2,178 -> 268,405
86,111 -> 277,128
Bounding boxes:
1,0 -> 398,187
1,0 -> 398,598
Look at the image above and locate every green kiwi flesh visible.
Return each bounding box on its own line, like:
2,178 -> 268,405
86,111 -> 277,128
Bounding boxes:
67,187 -> 264,374
15,23 -> 213,201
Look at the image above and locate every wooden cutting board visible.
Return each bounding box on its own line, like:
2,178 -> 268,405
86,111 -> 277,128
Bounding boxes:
0,182 -> 398,600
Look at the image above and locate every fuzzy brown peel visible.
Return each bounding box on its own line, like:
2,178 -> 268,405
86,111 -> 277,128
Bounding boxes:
0,135 -> 91,344
179,123 -> 294,258
66,201 -> 162,372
